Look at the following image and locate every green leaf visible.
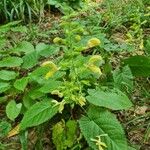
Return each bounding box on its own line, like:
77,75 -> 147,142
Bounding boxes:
39,80 -> 62,93
86,89 -> 132,110
20,100 -> 58,130
36,43 -> 59,57
22,51 -> 38,69
13,41 -> 34,54
23,94 -> 35,109
124,55 -> 150,77
0,57 -> 23,68
0,82 -> 10,93
19,131 -> 28,150
6,100 -> 22,121
113,66 -> 133,93
65,120 -> 77,147
14,77 -> 28,91
29,66 -> 50,84
52,120 -> 77,150
28,88 -> 44,100
52,121 -> 65,150
0,70 -> 18,81
79,106 -> 128,150
0,121 -> 11,137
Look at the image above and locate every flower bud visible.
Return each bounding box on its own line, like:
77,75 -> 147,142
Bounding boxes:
89,55 -> 102,64
87,38 -> 101,48
88,65 -> 102,75
51,90 -> 63,98
53,37 -> 62,44
78,96 -> 86,106
75,35 -> 81,41
41,61 -> 59,79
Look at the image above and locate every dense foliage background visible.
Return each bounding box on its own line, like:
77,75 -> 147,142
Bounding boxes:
0,0 -> 150,150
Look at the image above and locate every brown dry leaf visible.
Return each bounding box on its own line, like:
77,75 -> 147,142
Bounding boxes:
7,124 -> 20,138
135,106 -> 148,115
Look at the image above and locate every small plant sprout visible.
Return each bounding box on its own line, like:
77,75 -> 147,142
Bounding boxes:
91,134 -> 108,150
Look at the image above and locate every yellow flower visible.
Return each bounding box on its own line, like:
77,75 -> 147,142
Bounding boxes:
41,61 -> 59,79
88,64 -> 102,75
45,71 -> 55,79
52,100 -> 66,113
51,90 -> 63,98
89,55 -> 102,64
78,96 -> 86,106
91,135 -> 107,150
86,55 -> 103,76
87,38 -> 101,48
53,37 -> 62,44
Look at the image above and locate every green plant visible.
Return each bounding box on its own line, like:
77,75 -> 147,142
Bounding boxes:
0,0 -> 85,23
47,0 -> 84,11
0,21 -> 27,50
1,0 -> 47,22
0,14 -> 136,149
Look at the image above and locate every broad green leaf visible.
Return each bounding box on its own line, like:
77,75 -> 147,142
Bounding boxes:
20,100 -> 58,130
0,121 -> 11,137
22,51 -> 38,69
6,100 -> 22,121
14,77 -> 28,91
0,57 -> 23,67
29,66 -> 50,84
79,106 -> 128,150
0,82 -> 10,93
23,94 -> 35,108
86,89 -> 132,110
124,55 -> 150,77
113,66 -> 133,93
30,67 -> 65,84
28,88 -> 44,100
36,43 -> 59,57
0,70 -> 18,81
39,80 -> 62,93
13,41 -> 34,54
